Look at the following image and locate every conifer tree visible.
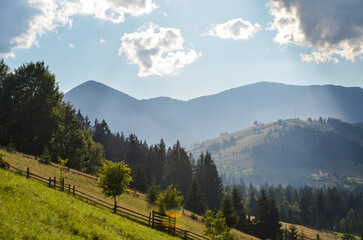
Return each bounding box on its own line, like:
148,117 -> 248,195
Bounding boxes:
288,225 -> 298,240
133,165 -> 147,193
221,193 -> 238,229
185,178 -> 206,215
196,152 -> 223,211
147,178 -> 160,203
254,189 -> 271,239
231,186 -> 248,232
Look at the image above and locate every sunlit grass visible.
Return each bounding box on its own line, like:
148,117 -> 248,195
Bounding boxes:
0,148 -> 260,239
0,168 -> 178,240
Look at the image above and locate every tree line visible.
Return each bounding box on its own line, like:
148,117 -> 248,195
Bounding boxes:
225,180 -> 363,235
85,117 -> 225,212
0,60 -> 104,173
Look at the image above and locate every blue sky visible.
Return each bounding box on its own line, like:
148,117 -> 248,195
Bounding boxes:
1,0 -> 363,100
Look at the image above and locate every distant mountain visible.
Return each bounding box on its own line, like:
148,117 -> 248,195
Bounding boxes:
64,80 -> 363,146
189,119 -> 363,188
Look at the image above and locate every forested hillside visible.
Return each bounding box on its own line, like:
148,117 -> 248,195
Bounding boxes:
190,119 -> 363,190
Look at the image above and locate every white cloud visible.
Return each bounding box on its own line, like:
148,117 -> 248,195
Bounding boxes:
0,0 -> 157,57
69,43 -> 75,48
119,23 -> 201,77
203,18 -> 261,40
100,38 -> 106,43
267,0 -> 363,63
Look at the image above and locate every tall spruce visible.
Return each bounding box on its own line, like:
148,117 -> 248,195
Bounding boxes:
231,186 -> 248,232
196,152 -> 223,211
221,193 -> 238,229
185,178 -> 206,215
133,165 -> 147,193
164,141 -> 192,196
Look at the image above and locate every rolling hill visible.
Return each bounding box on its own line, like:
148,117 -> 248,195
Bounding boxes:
64,81 -> 363,146
189,119 -> 363,188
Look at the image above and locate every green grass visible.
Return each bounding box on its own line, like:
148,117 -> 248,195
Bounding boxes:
0,148 -> 259,240
334,232 -> 361,240
0,168 -> 179,240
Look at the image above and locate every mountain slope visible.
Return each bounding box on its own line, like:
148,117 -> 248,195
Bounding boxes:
64,81 -> 188,144
64,81 -> 363,145
189,119 -> 363,188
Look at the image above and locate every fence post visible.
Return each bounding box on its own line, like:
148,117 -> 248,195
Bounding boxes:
54,177 -> 56,188
184,230 -> 187,240
152,210 -> 155,228
26,167 -> 30,179
48,177 -> 51,187
61,178 -> 64,191
114,200 -> 117,213
73,185 -> 75,195
68,184 -> 71,194
148,212 -> 151,226
168,216 -> 171,234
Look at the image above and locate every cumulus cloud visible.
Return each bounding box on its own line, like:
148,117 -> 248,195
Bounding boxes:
69,43 -> 75,48
267,0 -> 363,63
203,18 -> 261,40
0,0 -> 157,57
119,23 -> 201,77
100,38 -> 106,43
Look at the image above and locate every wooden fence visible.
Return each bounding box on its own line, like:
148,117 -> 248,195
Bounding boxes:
3,163 -> 209,240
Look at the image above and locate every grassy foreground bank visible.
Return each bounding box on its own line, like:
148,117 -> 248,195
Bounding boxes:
0,168 -> 178,240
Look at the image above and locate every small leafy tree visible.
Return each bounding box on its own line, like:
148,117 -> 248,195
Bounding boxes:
58,156 -> 69,179
98,161 -> 132,212
155,184 -> 183,214
204,210 -> 234,240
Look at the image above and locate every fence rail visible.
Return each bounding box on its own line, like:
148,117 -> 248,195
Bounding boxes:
3,163 -> 209,240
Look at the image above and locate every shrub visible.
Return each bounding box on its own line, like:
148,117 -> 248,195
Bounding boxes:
155,185 -> 183,214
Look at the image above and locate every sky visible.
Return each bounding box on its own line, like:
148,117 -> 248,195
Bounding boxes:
1,0 -> 363,100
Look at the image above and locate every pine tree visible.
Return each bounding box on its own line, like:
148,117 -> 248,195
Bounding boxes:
231,186 -> 248,232
196,152 -> 223,211
185,178 -> 206,215
221,193 -> 238,229
268,198 -> 283,240
247,190 -> 257,216
254,189 -> 282,240
147,178 -> 160,203
254,189 -> 271,239
133,165 -> 147,193
288,225 -> 298,240
164,141 -> 192,196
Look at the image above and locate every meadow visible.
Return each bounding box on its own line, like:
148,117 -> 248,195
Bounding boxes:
0,167 -> 179,240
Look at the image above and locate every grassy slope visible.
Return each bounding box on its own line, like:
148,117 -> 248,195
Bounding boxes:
0,149 -> 257,240
0,168 -> 179,240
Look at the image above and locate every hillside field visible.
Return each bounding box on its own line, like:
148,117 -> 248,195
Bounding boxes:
0,148 -> 259,240
0,167 -> 179,240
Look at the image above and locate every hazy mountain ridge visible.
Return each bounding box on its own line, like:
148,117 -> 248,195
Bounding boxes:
64,80 -> 363,146
189,119 -> 363,189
